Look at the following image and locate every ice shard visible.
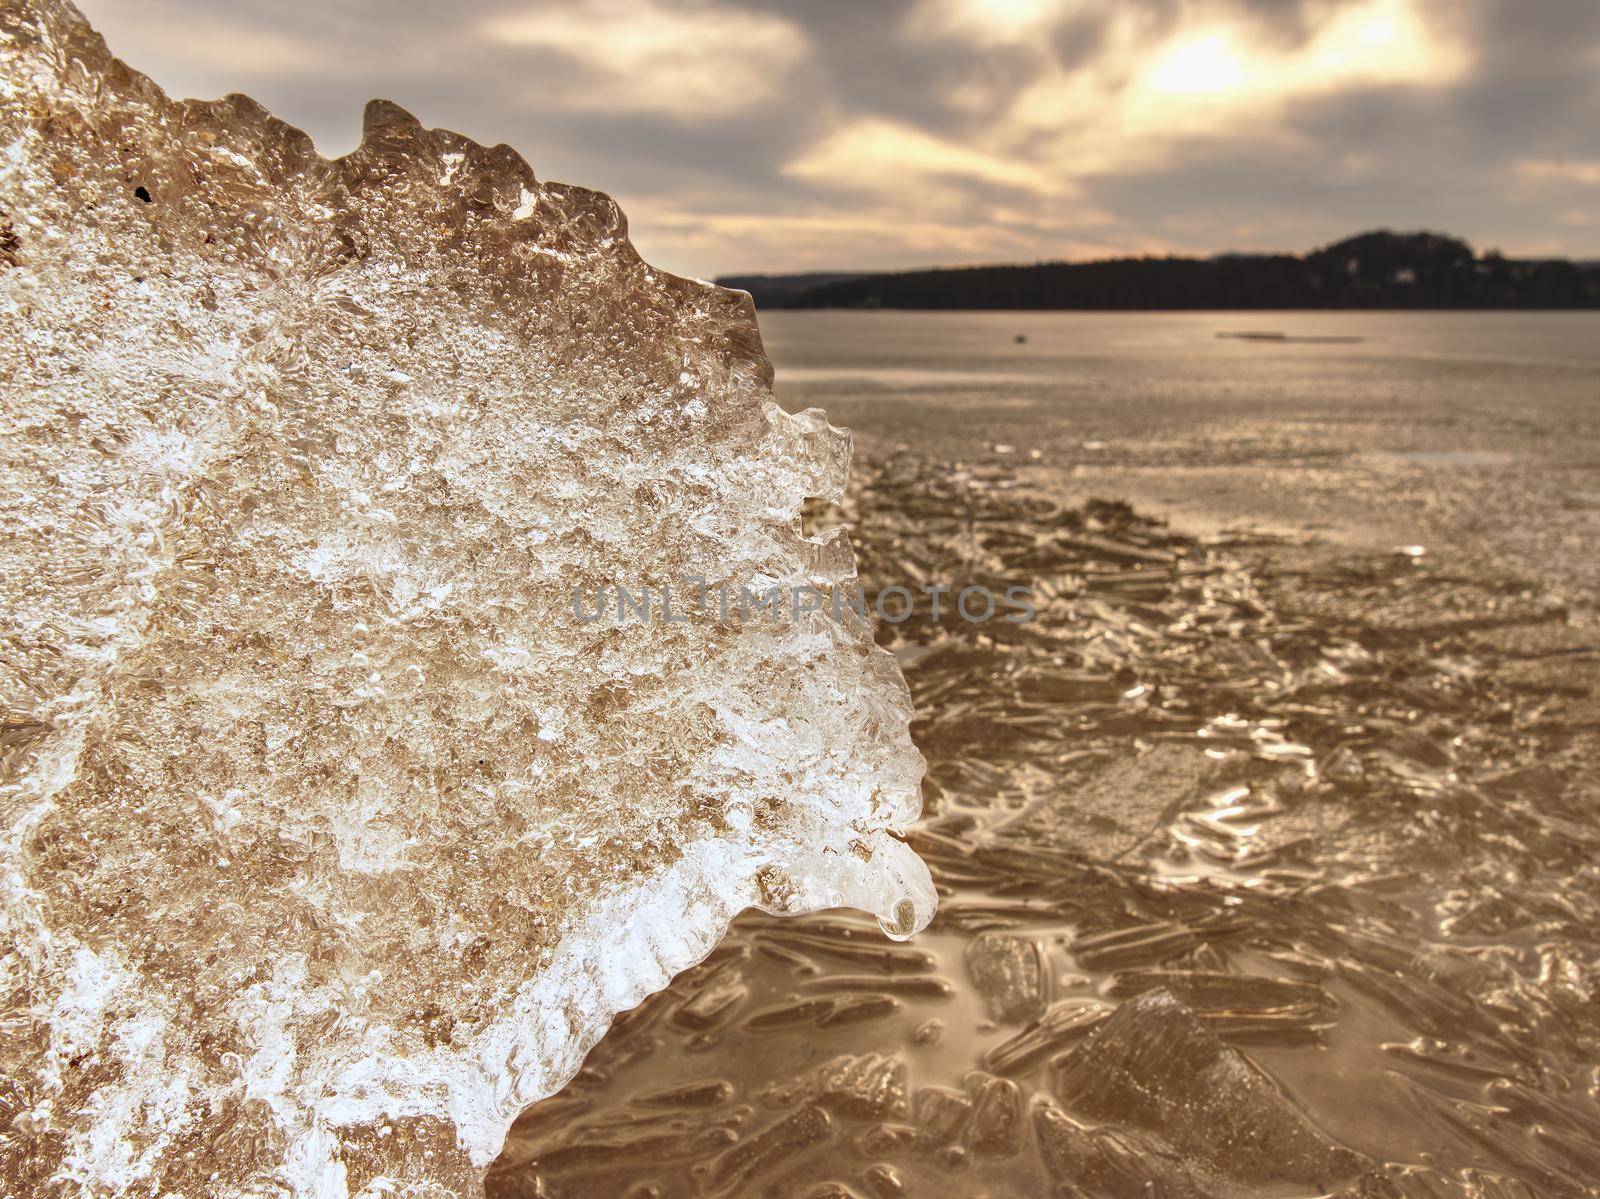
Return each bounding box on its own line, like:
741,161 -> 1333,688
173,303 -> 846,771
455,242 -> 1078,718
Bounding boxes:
0,2 -> 933,1193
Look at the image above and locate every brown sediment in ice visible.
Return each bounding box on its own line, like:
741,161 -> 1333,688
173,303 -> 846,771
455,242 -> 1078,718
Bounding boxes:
0,2 -> 931,1194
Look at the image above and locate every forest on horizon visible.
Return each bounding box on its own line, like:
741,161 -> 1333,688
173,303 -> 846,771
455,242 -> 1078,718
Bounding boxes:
719,231 -> 1600,311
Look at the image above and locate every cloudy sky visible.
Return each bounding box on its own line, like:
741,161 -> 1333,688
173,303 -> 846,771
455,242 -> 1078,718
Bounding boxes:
77,0 -> 1600,278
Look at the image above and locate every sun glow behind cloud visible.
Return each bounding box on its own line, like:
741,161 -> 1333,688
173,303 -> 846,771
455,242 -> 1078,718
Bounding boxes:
1149,33 -> 1246,96
1004,0 -> 1472,175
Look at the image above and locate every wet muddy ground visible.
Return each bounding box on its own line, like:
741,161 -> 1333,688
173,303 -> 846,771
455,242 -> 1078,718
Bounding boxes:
487,444 -> 1600,1198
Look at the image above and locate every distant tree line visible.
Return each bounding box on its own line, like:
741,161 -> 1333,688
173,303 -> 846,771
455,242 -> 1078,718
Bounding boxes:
718,231 -> 1600,310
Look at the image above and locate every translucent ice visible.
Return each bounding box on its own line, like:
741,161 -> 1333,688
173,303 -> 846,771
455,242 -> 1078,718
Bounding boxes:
0,2 -> 933,1193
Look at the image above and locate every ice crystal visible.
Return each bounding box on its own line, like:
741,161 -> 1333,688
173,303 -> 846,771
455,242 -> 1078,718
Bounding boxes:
0,2 -> 933,1193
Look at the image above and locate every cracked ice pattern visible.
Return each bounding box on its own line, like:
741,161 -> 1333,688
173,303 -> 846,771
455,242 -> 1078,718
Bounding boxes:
0,2 -> 932,1194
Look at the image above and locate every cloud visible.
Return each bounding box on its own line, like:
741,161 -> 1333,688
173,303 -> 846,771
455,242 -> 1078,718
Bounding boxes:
906,0 -> 1066,45
755,0 -> 1479,268
70,0 -> 1600,274
784,118 -> 1065,200
1518,159 -> 1600,186
104,23 -> 322,77
480,0 -> 809,119
1005,0 -> 1473,175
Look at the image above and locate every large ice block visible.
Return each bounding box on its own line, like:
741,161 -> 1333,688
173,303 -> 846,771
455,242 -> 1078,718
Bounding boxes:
0,3 -> 932,1193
